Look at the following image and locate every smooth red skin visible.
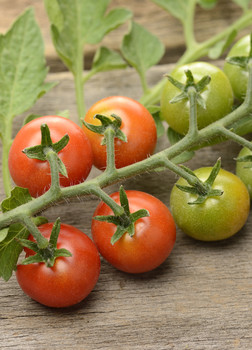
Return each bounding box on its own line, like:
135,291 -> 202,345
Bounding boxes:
9,116 -> 93,197
92,191 -> 176,273
83,96 -> 157,170
16,223 -> 100,308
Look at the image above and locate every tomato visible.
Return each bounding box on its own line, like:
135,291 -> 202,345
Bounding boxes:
9,116 -> 93,197
160,62 -> 233,135
170,167 -> 250,241
224,34 -> 250,101
236,145 -> 252,199
92,190 -> 176,273
83,96 -> 157,170
16,223 -> 100,308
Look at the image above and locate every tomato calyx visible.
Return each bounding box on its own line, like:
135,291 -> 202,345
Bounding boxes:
82,114 -> 127,145
177,158 -> 223,204
18,218 -> 72,267
235,154 -> 252,168
166,69 -> 211,109
93,186 -> 149,245
22,123 -> 69,177
226,33 -> 252,69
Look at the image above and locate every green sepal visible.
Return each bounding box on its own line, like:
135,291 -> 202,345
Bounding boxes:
19,218 -> 72,267
82,113 -> 127,145
235,154 -> 252,168
93,186 -> 149,245
166,69 -> 211,109
226,32 -> 252,68
23,124 -> 69,161
177,158 -> 223,204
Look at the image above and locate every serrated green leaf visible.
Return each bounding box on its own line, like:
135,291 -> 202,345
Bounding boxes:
150,0 -> 191,22
0,8 -> 51,120
121,21 -> 165,78
91,46 -> 127,73
0,223 -> 29,281
45,0 -> 131,73
1,187 -> 32,213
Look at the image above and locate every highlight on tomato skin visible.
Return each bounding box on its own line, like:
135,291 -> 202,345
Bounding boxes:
15,223 -> 101,308
83,96 -> 157,170
91,190 -> 176,274
8,115 -> 94,197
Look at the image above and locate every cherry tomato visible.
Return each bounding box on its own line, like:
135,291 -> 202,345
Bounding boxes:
224,34 -> 250,101
236,145 -> 252,199
83,96 -> 157,170
16,223 -> 100,308
160,62 -> 233,135
9,116 -> 93,197
92,190 -> 176,273
170,167 -> 250,241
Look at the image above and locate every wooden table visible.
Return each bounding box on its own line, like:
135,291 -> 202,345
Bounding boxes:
1,1 -> 252,349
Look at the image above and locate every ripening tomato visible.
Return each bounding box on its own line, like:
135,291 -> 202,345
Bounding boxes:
224,34 -> 250,101
92,190 -> 176,273
236,145 -> 252,199
16,223 -> 100,308
161,62 -> 233,135
83,96 -> 157,170
9,116 -> 93,197
170,167 -> 250,241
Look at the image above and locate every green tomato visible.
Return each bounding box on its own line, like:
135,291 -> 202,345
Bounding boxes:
224,35 -> 250,101
160,62 -> 234,135
170,167 -> 250,241
236,145 -> 252,199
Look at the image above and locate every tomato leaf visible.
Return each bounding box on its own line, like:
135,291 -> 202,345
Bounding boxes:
121,21 -> 165,83
0,8 -> 54,123
91,47 -> 127,74
1,187 -> 32,213
0,223 -> 29,281
45,0 -> 132,73
150,0 -> 191,23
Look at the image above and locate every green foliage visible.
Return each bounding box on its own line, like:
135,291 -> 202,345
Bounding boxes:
44,0 -> 132,74
0,8 -> 54,124
121,21 -> 165,92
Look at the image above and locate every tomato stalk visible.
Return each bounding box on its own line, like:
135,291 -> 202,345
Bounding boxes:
2,64 -> 252,241
140,9 -> 252,109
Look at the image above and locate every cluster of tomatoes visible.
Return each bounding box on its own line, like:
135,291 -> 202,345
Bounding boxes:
7,35 -> 252,308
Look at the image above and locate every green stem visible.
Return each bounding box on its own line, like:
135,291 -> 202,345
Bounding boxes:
104,127 -> 117,175
187,87 -> 199,137
2,119 -> 13,197
74,46 -> 85,123
140,9 -> 252,108
22,215 -> 49,249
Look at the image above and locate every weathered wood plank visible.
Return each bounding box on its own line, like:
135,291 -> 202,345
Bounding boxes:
0,65 -> 251,349
0,0 -> 251,70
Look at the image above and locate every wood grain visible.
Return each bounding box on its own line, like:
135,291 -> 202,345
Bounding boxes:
0,0 -> 252,349
0,65 -> 251,350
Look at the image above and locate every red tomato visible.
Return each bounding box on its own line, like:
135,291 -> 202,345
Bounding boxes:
92,190 -> 176,273
8,116 -> 93,197
16,223 -> 100,308
83,96 -> 157,170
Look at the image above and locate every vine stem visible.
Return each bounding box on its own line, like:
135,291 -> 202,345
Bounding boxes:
1,63 -> 252,232
139,9 -> 252,108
